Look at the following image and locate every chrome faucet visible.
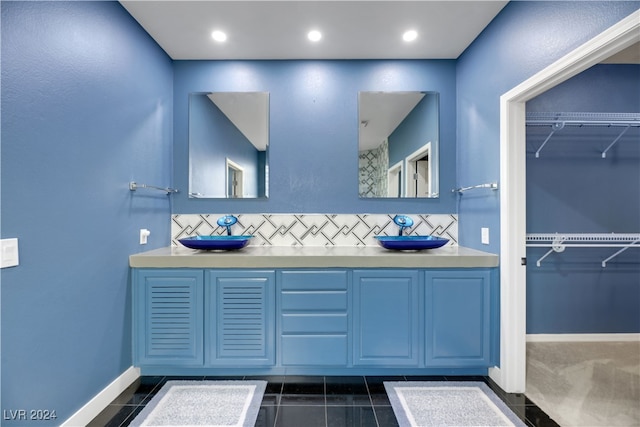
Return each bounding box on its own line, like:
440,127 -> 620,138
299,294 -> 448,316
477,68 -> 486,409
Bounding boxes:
393,215 -> 414,236
217,215 -> 238,236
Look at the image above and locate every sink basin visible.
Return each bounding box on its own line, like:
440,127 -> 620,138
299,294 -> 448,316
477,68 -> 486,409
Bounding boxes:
375,235 -> 449,250
178,235 -> 253,251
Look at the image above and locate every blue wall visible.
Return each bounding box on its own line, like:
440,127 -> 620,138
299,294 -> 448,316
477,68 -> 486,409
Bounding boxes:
457,2 -> 640,334
1,2 -> 173,424
456,1 -> 640,254
172,60 -> 457,213
525,64 -> 640,333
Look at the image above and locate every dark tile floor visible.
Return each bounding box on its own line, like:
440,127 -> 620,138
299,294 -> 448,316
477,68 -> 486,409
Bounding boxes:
88,375 -> 560,427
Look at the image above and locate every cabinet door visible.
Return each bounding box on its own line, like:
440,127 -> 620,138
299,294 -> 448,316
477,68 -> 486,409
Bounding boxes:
425,269 -> 492,367
206,270 -> 275,366
353,270 -> 419,366
133,269 -> 204,366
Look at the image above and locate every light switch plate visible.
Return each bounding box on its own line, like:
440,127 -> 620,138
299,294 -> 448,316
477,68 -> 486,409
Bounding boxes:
1,238 -> 19,268
481,228 -> 490,245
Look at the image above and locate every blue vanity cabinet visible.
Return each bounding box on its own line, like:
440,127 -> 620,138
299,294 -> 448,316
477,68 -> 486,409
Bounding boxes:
132,263 -> 498,373
278,270 -> 349,366
205,270 -> 275,366
133,269 -> 204,366
353,270 -> 420,366
424,269 -> 494,367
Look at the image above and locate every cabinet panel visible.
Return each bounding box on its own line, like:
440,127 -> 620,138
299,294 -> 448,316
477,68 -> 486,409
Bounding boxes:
206,271 -> 275,366
134,269 -> 204,366
353,270 -> 419,366
425,270 -> 491,367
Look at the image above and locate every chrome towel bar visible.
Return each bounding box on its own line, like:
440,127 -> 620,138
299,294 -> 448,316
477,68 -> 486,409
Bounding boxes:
452,182 -> 498,194
129,181 -> 178,195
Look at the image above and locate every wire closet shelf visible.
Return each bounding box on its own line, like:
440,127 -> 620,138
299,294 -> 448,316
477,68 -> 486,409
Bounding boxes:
526,233 -> 640,267
526,111 -> 640,158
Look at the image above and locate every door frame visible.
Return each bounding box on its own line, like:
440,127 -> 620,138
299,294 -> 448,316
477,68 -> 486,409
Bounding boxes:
388,160 -> 404,197
225,157 -> 245,198
493,10 -> 639,393
404,142 -> 432,198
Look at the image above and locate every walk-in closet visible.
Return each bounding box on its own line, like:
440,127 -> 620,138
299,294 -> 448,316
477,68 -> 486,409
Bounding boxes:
523,62 -> 640,426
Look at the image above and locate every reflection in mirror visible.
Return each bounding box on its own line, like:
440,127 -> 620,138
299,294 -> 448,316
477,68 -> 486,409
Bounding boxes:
358,91 -> 439,198
189,92 -> 269,198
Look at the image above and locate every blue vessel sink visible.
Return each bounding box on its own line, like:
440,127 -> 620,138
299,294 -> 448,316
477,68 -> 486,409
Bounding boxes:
178,235 -> 253,251
375,235 -> 449,251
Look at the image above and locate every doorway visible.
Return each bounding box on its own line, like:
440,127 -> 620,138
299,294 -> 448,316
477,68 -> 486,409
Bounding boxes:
494,11 -> 639,393
405,142 -> 432,198
226,158 -> 244,198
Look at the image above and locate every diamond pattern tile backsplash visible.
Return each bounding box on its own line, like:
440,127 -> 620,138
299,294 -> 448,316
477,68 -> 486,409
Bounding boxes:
172,214 -> 458,247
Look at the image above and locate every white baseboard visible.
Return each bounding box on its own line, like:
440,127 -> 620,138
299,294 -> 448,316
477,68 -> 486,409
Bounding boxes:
62,366 -> 141,427
527,333 -> 640,343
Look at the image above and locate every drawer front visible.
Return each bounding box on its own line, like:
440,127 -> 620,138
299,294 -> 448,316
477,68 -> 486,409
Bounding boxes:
281,335 -> 348,366
281,313 -> 348,334
281,291 -> 347,311
280,270 -> 348,290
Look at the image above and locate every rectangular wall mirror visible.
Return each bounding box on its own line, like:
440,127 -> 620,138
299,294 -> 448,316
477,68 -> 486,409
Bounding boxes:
358,91 -> 439,198
189,92 -> 269,198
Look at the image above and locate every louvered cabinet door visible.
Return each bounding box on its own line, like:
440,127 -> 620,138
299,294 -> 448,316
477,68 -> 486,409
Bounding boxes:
133,269 -> 204,366
205,270 -> 275,366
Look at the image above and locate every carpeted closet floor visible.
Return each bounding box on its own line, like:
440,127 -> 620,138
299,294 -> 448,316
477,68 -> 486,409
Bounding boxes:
526,341 -> 640,426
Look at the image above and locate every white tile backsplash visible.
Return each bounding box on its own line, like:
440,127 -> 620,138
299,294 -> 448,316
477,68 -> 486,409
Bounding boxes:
172,214 -> 458,247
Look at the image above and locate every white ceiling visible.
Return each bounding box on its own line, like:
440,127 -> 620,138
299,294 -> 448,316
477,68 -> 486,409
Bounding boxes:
119,1 -> 509,60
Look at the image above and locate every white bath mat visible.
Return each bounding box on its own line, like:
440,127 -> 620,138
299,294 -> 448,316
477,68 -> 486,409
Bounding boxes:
384,381 -> 527,427
129,380 -> 266,427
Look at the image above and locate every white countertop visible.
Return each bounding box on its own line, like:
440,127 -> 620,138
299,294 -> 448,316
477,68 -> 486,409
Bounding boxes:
130,245 -> 498,269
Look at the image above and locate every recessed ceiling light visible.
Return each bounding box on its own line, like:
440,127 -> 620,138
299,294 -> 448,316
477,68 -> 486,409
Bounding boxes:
307,30 -> 322,42
402,30 -> 418,42
211,30 -> 227,42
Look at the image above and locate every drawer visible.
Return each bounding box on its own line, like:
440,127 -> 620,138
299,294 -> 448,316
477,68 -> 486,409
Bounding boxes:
280,270 -> 347,291
281,313 -> 348,334
281,335 -> 348,366
281,291 -> 347,311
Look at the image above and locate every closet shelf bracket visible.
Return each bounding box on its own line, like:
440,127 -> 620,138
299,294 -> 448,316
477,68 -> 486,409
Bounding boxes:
601,238 -> 640,267
535,122 -> 564,158
601,125 -> 630,158
526,233 -> 640,267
